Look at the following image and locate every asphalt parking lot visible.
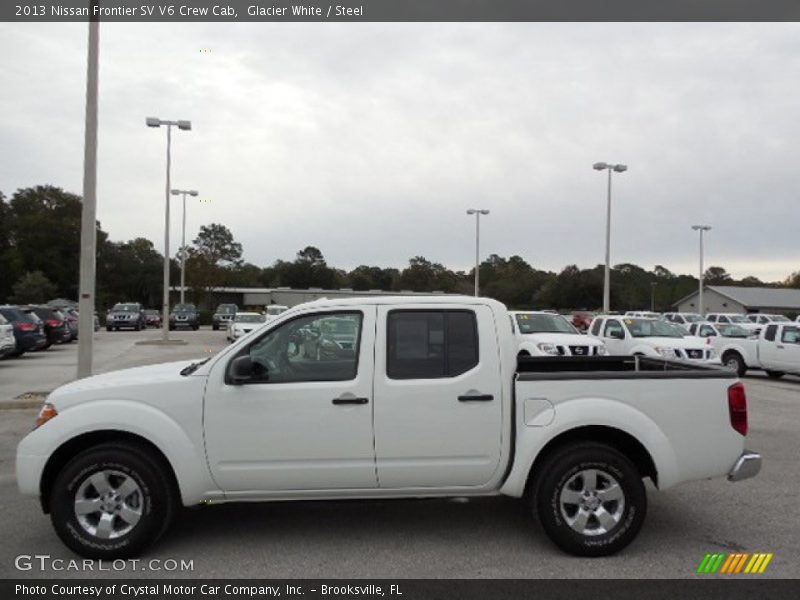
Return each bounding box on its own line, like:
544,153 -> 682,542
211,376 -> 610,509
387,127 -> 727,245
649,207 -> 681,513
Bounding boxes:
0,329 -> 798,578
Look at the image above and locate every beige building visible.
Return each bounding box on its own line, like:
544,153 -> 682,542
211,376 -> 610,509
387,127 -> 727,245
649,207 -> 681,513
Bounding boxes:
673,286 -> 800,317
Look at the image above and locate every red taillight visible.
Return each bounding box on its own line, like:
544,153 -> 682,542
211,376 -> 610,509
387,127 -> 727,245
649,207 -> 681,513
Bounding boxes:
728,382 -> 748,436
18,321 -> 36,332
46,319 -> 60,327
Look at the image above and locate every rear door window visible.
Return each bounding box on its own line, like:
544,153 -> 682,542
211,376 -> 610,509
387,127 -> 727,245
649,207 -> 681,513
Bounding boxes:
387,310 -> 478,379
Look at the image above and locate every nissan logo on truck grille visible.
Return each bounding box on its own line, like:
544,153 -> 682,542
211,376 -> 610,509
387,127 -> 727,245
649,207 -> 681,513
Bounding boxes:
570,346 -> 588,355
686,349 -> 703,359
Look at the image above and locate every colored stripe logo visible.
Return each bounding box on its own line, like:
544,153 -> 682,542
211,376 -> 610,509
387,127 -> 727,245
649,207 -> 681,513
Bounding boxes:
696,552 -> 773,574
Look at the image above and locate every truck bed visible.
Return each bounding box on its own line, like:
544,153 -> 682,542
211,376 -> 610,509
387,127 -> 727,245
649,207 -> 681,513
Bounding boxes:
516,355 -> 735,379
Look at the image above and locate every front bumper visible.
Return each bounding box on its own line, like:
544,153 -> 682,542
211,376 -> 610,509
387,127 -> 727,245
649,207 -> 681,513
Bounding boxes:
728,449 -> 762,482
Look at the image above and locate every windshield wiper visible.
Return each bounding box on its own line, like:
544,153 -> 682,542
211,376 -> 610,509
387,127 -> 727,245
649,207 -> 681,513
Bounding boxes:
180,357 -> 211,376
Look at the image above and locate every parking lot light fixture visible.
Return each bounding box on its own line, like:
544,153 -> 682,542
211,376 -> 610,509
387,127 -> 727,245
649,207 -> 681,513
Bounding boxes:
692,225 -> 712,316
466,209 -> 490,297
146,117 -> 192,341
593,162 -> 628,313
171,189 -> 200,305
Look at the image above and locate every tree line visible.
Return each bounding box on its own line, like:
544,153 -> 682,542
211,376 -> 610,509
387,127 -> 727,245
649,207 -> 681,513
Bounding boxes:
0,185 -> 794,311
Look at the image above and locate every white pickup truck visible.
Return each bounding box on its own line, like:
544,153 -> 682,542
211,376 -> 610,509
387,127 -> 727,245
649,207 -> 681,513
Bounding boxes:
17,297 -> 760,560
509,311 -> 607,357
690,321 -> 800,378
588,315 -> 720,364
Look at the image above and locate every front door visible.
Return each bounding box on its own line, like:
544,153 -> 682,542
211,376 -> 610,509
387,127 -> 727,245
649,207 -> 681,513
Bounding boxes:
203,307 -> 378,492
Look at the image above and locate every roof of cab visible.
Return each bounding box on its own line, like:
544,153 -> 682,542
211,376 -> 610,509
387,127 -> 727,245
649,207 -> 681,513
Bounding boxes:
296,295 -> 506,310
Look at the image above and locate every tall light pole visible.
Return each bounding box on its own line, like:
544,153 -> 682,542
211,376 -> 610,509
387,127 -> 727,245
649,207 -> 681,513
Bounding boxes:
650,281 -> 657,312
146,117 -> 191,341
466,209 -> 490,297
170,189 -> 199,304
593,162 -> 628,313
76,11 -> 99,379
692,225 -> 712,316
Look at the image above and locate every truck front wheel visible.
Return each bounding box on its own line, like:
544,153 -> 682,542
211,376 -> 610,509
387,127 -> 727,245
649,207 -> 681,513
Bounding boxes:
49,443 -> 175,559
532,442 -> 646,557
723,352 -> 746,377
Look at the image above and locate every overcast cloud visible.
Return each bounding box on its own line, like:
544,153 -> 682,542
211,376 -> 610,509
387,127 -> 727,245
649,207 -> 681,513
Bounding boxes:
1,22 -> 799,280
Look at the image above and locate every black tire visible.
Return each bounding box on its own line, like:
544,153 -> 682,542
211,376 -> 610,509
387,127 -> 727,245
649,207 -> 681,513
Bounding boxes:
766,370 -> 784,379
723,352 -> 746,377
49,443 -> 176,559
532,442 -> 646,557
212,323 -> 219,331
106,326 -> 112,332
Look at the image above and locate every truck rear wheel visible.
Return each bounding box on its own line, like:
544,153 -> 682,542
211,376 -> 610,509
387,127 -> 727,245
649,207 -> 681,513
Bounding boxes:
532,442 -> 646,557
49,443 -> 175,559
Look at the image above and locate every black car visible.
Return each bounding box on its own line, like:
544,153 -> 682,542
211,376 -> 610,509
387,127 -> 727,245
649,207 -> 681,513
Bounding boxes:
212,303 -> 238,330
0,305 -> 48,356
26,306 -> 72,346
106,302 -> 146,331
169,303 -> 200,330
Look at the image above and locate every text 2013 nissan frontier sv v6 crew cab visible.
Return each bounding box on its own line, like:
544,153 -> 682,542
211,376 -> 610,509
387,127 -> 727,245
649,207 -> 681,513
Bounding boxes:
16,296 -> 761,558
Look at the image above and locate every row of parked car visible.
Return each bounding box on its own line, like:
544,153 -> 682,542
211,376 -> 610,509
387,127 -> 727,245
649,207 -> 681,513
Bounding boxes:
0,303 -> 99,359
105,302 -> 202,331
512,308 -> 800,379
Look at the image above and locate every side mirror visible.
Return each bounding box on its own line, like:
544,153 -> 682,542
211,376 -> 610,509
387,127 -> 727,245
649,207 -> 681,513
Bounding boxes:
229,355 -> 264,384
608,330 -> 624,340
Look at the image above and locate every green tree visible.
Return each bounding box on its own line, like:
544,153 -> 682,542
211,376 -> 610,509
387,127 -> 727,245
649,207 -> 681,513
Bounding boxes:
97,238 -> 165,308
4,185 -> 108,300
10,271 -> 57,303
191,223 -> 243,267
704,266 -> 732,285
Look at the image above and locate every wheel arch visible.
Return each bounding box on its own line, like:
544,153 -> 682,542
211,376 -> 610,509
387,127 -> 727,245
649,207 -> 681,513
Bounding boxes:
523,425 -> 659,499
39,430 -> 181,514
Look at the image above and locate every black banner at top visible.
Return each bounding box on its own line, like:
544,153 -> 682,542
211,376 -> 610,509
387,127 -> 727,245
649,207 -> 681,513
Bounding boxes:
2,0 -> 800,23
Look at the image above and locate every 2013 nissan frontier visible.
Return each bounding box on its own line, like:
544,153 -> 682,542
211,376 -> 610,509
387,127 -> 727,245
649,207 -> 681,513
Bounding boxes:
16,296 -> 761,558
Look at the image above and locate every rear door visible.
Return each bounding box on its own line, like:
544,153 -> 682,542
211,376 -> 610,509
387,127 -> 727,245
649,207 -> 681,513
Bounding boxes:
373,304 -> 503,488
764,325 -> 800,373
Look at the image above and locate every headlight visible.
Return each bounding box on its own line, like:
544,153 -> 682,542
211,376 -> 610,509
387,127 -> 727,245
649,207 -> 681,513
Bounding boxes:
537,343 -> 560,356
596,345 -> 609,356
653,346 -> 676,358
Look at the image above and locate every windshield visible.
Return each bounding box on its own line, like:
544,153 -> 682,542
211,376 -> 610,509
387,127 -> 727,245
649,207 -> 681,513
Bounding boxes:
771,315 -> 790,322
515,313 -> 577,334
625,318 -> 684,338
144,310 -> 159,315
217,305 -> 237,314
718,324 -> 750,338
727,315 -> 750,324
266,305 -> 288,316
683,314 -> 703,323
235,314 -> 266,324
174,304 -> 195,312
112,303 -> 139,312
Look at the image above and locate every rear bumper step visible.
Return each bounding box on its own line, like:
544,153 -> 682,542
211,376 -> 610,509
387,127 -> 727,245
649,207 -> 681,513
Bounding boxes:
728,449 -> 762,482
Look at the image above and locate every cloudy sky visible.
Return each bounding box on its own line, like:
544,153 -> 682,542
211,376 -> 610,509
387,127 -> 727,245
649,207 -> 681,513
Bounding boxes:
1,22 -> 798,280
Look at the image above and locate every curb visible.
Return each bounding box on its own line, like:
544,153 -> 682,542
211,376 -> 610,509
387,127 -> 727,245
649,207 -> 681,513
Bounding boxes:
0,399 -> 43,410
0,392 -> 48,410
